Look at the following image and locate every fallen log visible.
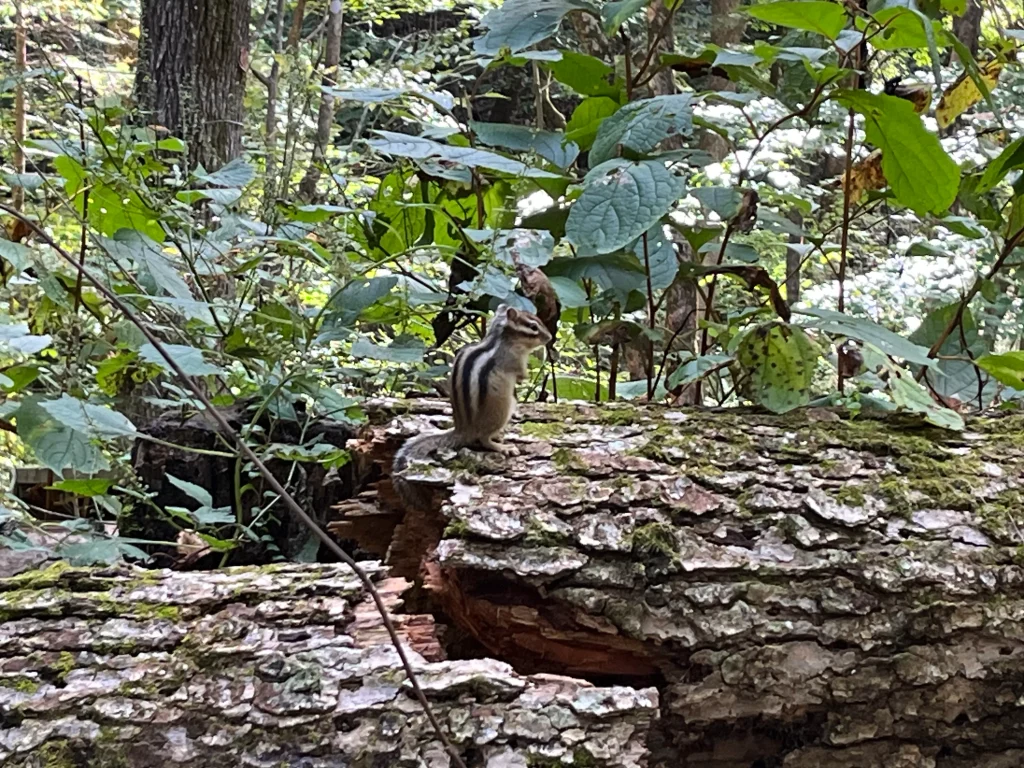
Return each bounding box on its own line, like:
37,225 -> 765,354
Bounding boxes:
342,399 -> 1024,768
0,561 -> 657,767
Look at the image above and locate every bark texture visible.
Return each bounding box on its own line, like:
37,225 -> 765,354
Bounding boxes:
133,0 -> 250,171
0,562 -> 657,767
356,399 -> 1024,768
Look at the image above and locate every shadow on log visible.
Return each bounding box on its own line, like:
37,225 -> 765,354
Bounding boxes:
341,399 -> 1024,768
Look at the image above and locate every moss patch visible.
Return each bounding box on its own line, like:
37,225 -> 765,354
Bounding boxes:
630,523 -> 679,558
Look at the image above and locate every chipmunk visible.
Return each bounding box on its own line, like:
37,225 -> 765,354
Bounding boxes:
392,304 -> 553,511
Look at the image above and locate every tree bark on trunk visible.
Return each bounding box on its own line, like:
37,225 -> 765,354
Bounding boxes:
952,0 -> 983,60
354,399 -> 1024,767
133,0 -> 250,172
297,0 -> 344,202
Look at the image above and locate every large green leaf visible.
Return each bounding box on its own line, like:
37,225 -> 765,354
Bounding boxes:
470,121 -> 580,169
590,94 -> 694,165
798,307 -> 935,367
324,276 -> 398,329
745,1 -> 848,40
736,322 -> 820,413
100,229 -> 193,301
0,323 -> 51,355
14,398 -> 110,476
474,0 -> 591,56
491,228 -> 556,267
40,394 -> 137,438
976,352 -> 1024,390
633,227 -> 677,291
368,131 -> 561,179
977,136 -> 1024,193
691,186 -> 744,219
545,51 -> 617,97
889,369 -> 965,430
54,156 -> 164,242
351,336 -> 426,363
668,354 -> 734,389
565,97 -> 620,150
866,7 -> 947,51
836,91 -> 959,215
193,158 -> 256,188
565,160 -> 686,256
601,0 -> 648,35
140,343 -> 222,376
909,303 -> 994,405
0,241 -> 32,274
544,252 -> 647,297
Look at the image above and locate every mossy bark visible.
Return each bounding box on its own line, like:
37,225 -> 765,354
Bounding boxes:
355,399 -> 1024,768
0,562 -> 655,767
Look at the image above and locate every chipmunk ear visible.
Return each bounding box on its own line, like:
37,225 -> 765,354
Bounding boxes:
495,304 -> 511,320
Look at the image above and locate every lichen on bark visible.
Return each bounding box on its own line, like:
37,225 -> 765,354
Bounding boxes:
357,399 -> 1024,768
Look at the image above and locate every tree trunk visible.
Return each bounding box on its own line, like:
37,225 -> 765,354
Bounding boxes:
357,399 -> 1024,767
133,0 -> 250,172
11,0 -> 26,211
952,0 -> 983,60
709,0 -> 746,91
0,561 -> 656,767
297,0 -> 344,202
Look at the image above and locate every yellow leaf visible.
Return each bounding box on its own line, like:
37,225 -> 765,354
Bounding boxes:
936,59 -> 1003,129
840,149 -> 885,203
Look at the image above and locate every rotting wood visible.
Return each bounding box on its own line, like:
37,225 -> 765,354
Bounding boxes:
0,561 -> 657,767
348,398 -> 1024,768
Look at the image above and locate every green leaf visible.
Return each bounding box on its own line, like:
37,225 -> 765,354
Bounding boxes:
836,90 -> 959,215
889,369 -> 965,430
474,0 -> 591,56
58,539 -> 123,566
667,354 -> 734,389
0,240 -> 32,274
601,0 -> 648,35
40,394 -> 137,438
736,323 -> 820,413
866,7 -> 947,52
977,136 -> 1024,193
492,228 -> 556,267
48,478 -> 115,497
167,473 -> 214,507
566,160 -> 686,256
0,322 -> 52,355
798,307 -> 935,367
139,343 -> 222,376
691,186 -> 744,219
2,172 -> 45,191
193,158 -> 256,188
325,276 -> 398,329
545,51 -> 617,97
193,507 -> 235,526
547,276 -> 590,308
634,227 -> 677,291
100,229 -> 193,301
590,94 -> 694,166
157,137 -> 187,152
351,335 -> 426,363
283,203 -> 355,223
14,398 -> 110,476
565,97 -> 620,150
0,365 -> 37,393
976,352 -> 1024,390
745,1 -> 848,41
470,121 -> 580,169
544,252 -> 647,298
368,131 -> 561,179
939,215 -> 985,238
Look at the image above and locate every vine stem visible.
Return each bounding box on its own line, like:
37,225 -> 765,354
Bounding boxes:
0,203 -> 469,768
837,106 -> 856,395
